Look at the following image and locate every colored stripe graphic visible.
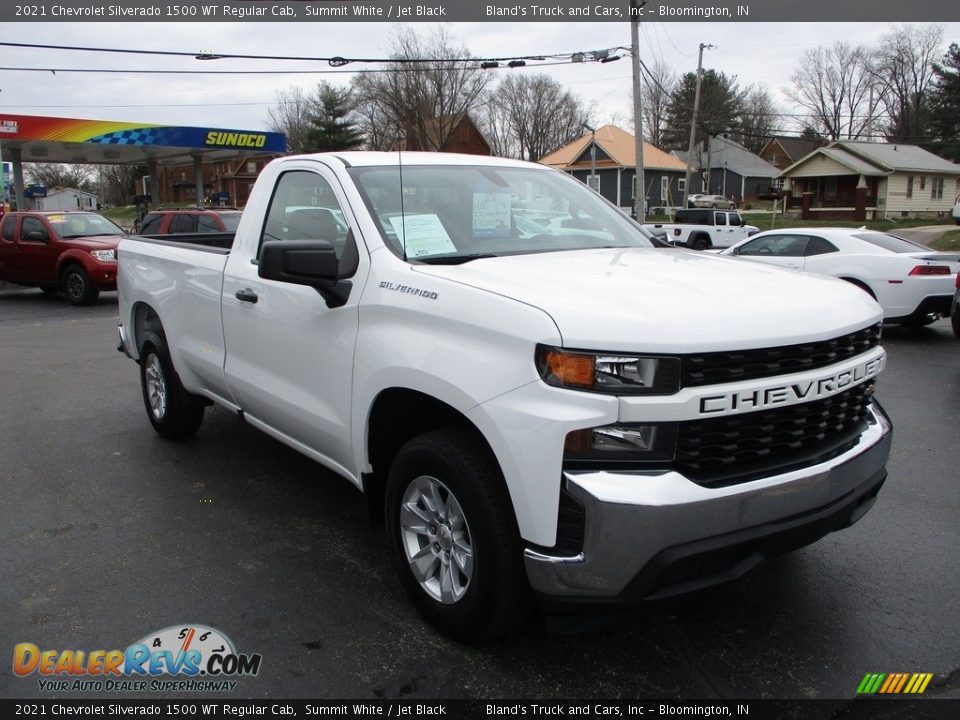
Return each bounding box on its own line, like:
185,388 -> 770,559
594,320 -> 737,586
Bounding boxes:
857,672 -> 932,694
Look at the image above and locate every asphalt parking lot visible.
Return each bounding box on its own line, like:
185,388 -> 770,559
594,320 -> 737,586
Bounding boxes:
1,288 -> 958,703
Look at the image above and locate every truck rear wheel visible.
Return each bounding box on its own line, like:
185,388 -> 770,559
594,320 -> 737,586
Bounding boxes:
691,236 -> 710,251
61,264 -> 99,306
139,331 -> 204,439
384,429 -> 529,641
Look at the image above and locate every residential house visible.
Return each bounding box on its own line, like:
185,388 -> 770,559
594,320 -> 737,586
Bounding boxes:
675,135 -> 780,203
539,125 -> 687,214
758,136 -> 824,171
396,113 -> 491,156
779,141 -> 960,220
26,186 -> 99,212
157,153 -> 279,207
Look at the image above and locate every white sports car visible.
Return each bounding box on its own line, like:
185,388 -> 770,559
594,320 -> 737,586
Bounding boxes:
719,227 -> 960,326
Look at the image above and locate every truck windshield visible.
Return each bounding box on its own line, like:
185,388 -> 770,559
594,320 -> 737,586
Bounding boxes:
47,213 -> 125,238
348,164 -> 655,262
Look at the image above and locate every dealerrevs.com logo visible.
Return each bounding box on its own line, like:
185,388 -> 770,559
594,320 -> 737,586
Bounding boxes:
13,624 -> 262,692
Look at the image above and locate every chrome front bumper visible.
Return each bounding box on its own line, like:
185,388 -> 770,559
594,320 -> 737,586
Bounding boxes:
524,402 -> 892,602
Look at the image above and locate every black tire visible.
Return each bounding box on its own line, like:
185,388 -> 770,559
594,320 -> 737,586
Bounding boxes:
952,305 -> 960,339
139,331 -> 205,439
691,235 -> 710,251
384,429 -> 530,641
60,264 -> 99,306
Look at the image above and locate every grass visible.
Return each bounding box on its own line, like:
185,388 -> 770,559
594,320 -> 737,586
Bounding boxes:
930,230 -> 960,251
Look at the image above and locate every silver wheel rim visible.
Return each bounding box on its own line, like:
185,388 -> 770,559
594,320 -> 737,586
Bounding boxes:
399,475 -> 474,604
145,353 -> 167,420
66,271 -> 84,299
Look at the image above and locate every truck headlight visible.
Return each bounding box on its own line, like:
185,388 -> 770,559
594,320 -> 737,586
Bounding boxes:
90,249 -> 117,262
564,423 -> 677,462
536,345 -> 680,395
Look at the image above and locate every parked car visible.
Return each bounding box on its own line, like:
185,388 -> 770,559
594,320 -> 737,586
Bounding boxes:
138,207 -> 243,235
952,271 -> 960,338
691,194 -> 736,209
117,152 -> 891,640
720,228 -> 960,325
646,208 -> 759,250
0,211 -> 124,304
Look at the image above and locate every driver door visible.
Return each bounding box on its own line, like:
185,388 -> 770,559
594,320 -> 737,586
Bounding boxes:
221,165 -> 368,477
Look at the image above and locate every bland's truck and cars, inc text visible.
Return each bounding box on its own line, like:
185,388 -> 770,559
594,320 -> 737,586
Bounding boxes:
117,152 -> 892,640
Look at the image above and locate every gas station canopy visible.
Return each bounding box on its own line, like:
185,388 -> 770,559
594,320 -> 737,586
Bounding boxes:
0,113 -> 286,209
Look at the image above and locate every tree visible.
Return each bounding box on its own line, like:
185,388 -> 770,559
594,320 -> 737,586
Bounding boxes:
25,164 -> 95,191
98,164 -> 147,205
786,42 -> 875,141
869,24 -> 944,144
662,69 -> 745,150
304,82 -> 364,152
928,43 -> 960,161
266,85 -> 315,155
736,84 -> 782,153
351,26 -> 490,151
479,74 -> 589,161
638,59 -> 676,148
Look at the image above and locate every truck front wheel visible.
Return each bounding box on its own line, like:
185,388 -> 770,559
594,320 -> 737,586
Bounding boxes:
139,332 -> 205,439
385,429 -> 529,641
61,264 -> 99,306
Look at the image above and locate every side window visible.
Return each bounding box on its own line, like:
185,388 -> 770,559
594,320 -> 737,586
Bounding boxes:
727,213 -> 742,227
21,217 -> 48,242
260,170 -> 358,276
139,214 -> 163,234
0,215 -> 14,242
714,212 -> 727,226
169,214 -> 197,234
737,234 -> 808,257
197,215 -> 222,233
805,236 -> 839,256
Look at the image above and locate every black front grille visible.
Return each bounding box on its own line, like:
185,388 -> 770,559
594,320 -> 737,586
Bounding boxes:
681,324 -> 881,388
675,381 -> 876,487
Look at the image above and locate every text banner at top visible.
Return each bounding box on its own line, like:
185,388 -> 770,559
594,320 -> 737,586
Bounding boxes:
4,0 -> 960,23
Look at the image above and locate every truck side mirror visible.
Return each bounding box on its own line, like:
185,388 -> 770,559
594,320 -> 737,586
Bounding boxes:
258,240 -> 351,308
258,240 -> 339,288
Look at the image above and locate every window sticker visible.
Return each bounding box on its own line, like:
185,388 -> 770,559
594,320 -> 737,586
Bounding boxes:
388,214 -> 457,258
472,191 -> 512,238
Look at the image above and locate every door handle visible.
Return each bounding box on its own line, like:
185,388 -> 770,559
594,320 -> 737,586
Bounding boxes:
235,288 -> 259,303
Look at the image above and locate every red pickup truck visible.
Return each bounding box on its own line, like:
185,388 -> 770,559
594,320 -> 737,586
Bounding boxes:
0,211 -> 125,305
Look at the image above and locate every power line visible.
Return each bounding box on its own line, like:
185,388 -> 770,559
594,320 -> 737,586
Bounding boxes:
0,40 -> 632,67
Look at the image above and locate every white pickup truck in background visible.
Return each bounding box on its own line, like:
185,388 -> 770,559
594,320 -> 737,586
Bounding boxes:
117,152 -> 892,640
647,208 -> 760,250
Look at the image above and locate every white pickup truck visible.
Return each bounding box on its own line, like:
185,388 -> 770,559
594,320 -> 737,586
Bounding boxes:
117,152 -> 892,640
647,208 -> 759,250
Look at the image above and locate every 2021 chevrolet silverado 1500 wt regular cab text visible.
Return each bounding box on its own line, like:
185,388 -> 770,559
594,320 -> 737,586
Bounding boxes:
117,152 -> 892,640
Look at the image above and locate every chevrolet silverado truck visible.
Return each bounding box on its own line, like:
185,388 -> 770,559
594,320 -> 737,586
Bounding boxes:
647,208 -> 759,250
117,152 -> 892,640
0,210 -> 125,304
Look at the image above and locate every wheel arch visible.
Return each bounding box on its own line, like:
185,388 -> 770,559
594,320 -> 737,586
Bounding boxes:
839,276 -> 877,299
130,301 -> 164,359
363,387 -> 504,526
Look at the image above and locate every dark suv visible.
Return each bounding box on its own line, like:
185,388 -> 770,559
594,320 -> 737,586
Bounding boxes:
138,208 -> 242,235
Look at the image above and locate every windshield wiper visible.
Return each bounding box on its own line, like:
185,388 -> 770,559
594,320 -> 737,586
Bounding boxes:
416,253 -> 499,265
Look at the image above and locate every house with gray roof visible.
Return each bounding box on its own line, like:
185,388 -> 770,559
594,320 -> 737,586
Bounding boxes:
674,135 -> 780,204
780,141 -> 960,220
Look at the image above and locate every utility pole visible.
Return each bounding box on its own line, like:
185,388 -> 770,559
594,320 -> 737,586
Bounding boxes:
683,43 -> 714,208
630,0 -> 646,220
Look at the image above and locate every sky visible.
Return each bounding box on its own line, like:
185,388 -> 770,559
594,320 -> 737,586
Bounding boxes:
0,21 -> 957,142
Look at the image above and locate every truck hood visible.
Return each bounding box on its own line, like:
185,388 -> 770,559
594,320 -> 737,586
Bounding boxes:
61,235 -> 124,250
413,248 -> 883,353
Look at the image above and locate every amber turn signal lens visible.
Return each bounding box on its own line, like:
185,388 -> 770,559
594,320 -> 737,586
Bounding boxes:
545,349 -> 595,389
